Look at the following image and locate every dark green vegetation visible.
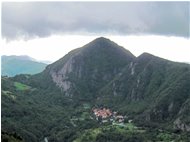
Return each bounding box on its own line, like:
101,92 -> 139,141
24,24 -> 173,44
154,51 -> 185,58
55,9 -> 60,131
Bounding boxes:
2,37 -> 190,141
1,131 -> 23,142
1,55 -> 47,77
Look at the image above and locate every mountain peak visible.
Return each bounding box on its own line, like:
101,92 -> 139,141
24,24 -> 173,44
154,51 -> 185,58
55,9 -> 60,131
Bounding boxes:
93,37 -> 111,43
85,37 -> 119,49
138,52 -> 154,59
138,52 -> 167,61
81,37 -> 135,59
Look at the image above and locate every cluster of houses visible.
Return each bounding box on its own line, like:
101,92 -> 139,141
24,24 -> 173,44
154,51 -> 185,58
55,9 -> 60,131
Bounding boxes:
92,108 -> 125,123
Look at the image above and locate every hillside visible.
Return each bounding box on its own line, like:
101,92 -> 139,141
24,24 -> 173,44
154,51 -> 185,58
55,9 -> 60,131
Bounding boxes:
1,37 -> 190,142
1,55 -> 47,77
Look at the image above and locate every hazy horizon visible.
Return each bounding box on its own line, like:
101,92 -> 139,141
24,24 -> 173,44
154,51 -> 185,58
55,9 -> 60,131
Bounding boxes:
2,35 -> 190,63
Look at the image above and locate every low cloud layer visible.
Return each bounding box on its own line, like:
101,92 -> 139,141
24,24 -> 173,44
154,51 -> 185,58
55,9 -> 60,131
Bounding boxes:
2,2 -> 189,40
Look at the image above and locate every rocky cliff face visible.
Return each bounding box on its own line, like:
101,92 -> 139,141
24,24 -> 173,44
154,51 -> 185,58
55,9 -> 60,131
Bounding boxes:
173,98 -> 190,131
174,118 -> 190,132
51,54 -> 76,96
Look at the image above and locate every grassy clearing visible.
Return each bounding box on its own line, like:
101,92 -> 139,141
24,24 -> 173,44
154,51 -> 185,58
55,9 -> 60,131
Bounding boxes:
112,122 -> 146,133
14,82 -> 31,91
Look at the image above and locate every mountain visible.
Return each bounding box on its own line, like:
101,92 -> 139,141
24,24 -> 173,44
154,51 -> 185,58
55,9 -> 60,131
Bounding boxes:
46,37 -> 135,97
98,52 -> 190,128
1,55 -> 48,77
1,37 -> 190,142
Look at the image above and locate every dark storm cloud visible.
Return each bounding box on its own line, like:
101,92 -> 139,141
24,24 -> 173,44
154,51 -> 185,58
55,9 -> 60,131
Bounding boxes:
2,2 -> 189,40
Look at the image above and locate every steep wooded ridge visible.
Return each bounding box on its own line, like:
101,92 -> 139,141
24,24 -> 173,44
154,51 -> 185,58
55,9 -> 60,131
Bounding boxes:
2,37 -> 190,142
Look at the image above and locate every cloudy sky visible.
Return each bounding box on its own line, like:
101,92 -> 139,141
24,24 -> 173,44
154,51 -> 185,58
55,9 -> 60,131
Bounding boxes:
1,2 -> 190,63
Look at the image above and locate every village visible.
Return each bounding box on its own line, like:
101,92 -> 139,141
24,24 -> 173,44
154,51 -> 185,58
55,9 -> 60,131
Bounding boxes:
70,104 -> 134,129
92,107 -> 131,124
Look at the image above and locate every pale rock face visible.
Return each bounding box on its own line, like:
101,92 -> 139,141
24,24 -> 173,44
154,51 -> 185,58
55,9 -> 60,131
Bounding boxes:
168,102 -> 174,112
77,65 -> 82,78
137,78 -> 140,88
174,118 -> 190,132
131,67 -> 135,75
129,62 -> 133,68
129,62 -> 135,75
51,57 -> 74,94
131,88 -> 136,100
113,90 -> 117,96
112,82 -> 118,96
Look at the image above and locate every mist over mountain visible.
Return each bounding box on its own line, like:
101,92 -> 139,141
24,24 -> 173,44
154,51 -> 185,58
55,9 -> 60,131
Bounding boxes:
2,37 -> 190,142
1,55 -> 48,77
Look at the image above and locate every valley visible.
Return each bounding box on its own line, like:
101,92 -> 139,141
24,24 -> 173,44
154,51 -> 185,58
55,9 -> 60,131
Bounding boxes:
1,37 -> 190,142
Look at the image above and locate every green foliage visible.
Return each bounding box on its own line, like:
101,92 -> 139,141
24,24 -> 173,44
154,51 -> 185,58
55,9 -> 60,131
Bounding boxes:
14,82 -> 31,91
1,131 -> 23,142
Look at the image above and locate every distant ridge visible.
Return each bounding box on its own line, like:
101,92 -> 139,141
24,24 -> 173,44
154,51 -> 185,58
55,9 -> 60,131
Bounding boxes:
1,55 -> 47,76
